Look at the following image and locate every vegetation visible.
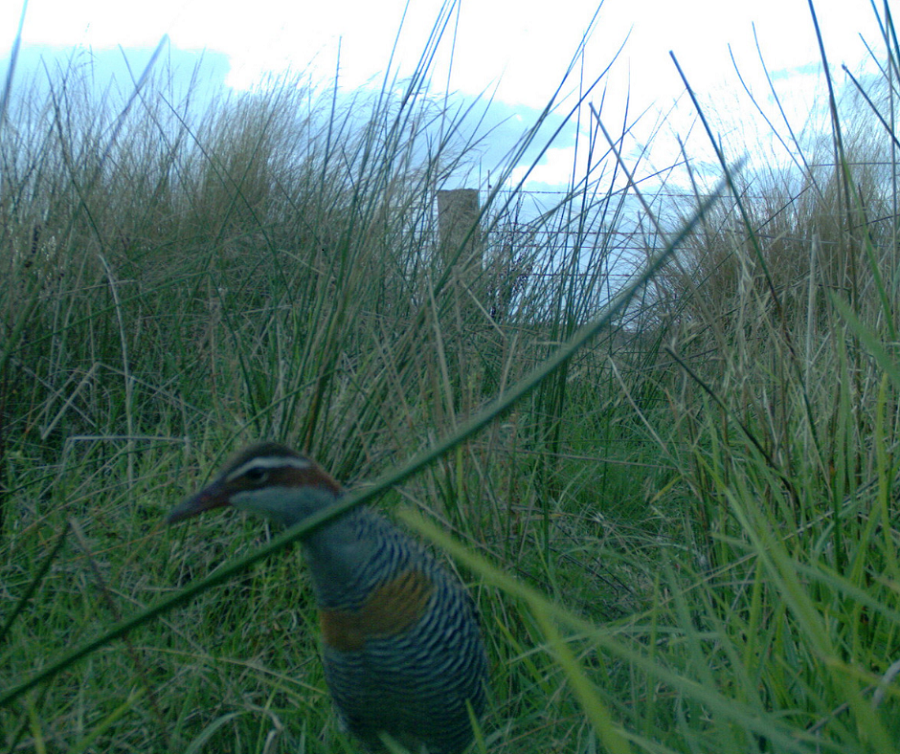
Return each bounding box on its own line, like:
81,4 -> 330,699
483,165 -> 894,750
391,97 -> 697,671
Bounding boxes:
2,1 -> 900,752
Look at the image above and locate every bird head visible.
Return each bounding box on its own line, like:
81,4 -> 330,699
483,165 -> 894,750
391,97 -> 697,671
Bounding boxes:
167,442 -> 343,528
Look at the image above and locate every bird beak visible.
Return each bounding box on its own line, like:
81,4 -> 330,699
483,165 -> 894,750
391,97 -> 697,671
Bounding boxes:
167,480 -> 231,524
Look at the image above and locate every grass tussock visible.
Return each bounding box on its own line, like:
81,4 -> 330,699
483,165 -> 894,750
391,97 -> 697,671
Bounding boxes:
2,1 -> 900,752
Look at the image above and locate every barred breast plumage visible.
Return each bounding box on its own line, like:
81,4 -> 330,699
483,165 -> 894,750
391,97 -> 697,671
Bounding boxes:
167,442 -> 488,754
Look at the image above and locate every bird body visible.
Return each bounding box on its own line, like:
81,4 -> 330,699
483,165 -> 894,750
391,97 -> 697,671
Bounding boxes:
168,443 -> 488,754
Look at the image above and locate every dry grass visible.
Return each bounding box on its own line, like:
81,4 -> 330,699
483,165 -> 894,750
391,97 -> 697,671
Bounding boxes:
2,1 -> 900,752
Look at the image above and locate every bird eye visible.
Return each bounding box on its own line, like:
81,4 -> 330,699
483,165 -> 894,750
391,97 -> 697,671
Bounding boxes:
245,467 -> 269,484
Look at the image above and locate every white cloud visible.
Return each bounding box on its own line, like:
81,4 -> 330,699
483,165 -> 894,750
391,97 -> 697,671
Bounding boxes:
1,0 -> 886,193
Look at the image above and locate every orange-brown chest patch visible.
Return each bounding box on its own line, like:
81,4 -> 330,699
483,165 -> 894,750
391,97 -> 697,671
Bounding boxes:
320,568 -> 435,652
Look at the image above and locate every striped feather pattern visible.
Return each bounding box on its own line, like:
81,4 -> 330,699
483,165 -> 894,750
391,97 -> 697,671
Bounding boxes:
169,443 -> 488,754
311,508 -> 488,753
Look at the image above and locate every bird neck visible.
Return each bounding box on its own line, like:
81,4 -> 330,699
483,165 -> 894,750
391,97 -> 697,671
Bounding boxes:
230,482 -> 345,528
229,483 -> 381,606
302,510 -> 382,605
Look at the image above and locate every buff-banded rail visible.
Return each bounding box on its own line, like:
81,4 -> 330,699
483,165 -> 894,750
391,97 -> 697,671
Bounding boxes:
167,442 -> 488,753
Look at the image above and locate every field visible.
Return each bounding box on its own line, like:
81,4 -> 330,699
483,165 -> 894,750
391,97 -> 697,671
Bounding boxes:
2,2 -> 900,752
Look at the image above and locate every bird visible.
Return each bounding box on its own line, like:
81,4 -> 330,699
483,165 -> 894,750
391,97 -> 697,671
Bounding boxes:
167,441 -> 488,754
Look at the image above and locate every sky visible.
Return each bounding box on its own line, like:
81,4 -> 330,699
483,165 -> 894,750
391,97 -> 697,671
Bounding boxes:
0,0 -> 888,192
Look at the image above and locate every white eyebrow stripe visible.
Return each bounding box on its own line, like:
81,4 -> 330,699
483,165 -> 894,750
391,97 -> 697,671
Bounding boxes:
226,455 -> 312,481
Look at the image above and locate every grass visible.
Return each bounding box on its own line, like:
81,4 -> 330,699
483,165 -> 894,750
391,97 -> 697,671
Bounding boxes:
2,0 -> 900,752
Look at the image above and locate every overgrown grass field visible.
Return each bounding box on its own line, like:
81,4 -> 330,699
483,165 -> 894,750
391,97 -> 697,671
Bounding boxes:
2,2 -> 900,752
